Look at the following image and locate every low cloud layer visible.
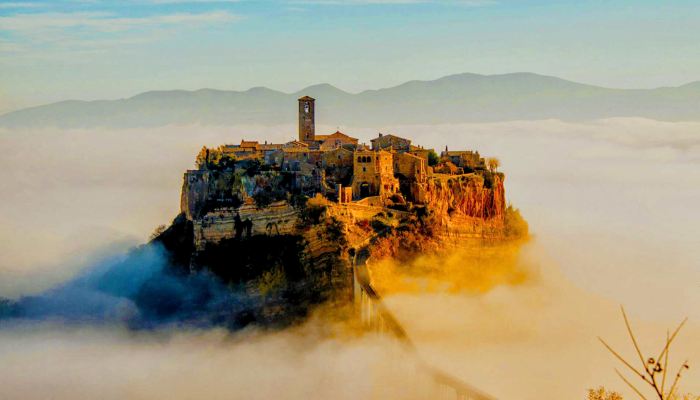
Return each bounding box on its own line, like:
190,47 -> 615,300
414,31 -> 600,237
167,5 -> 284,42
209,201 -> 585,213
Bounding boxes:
0,118 -> 698,399
0,243 -> 256,328
383,242 -> 700,399
0,323 -> 434,400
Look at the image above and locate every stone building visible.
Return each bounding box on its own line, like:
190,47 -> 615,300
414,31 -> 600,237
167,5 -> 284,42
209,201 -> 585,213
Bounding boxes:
298,96 -> 315,143
393,152 -> 427,182
264,149 -> 284,166
282,147 -> 322,171
370,133 -> 411,152
321,147 -> 354,169
441,148 -> 485,170
407,145 -> 432,162
218,141 -> 262,160
351,148 -> 399,199
214,140 -> 286,162
317,130 -> 359,150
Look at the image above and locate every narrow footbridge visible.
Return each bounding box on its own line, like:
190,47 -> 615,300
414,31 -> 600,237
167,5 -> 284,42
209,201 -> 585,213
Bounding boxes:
352,245 -> 496,400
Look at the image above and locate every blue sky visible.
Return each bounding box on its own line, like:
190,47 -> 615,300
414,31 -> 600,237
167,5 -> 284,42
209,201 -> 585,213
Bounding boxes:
1,0 -> 699,111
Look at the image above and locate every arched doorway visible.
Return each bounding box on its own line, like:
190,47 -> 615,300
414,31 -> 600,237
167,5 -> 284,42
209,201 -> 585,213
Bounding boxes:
360,182 -> 370,198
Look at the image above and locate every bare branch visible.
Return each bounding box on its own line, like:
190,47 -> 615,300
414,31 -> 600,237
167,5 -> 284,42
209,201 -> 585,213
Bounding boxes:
656,318 -> 688,370
616,369 -> 650,400
661,330 -> 670,396
667,360 -> 689,400
621,306 -> 649,373
599,336 -> 650,383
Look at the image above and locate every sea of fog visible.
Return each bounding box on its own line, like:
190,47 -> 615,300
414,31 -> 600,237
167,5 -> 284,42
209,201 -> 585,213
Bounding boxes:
0,119 -> 698,399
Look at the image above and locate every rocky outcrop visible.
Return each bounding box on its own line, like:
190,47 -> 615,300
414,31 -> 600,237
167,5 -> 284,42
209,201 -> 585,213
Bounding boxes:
180,168 -> 296,221
181,170 -> 210,220
164,152 -> 518,328
193,201 -> 298,251
420,173 -> 505,222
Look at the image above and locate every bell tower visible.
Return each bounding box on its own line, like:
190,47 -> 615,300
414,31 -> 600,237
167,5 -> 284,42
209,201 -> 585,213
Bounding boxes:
298,96 -> 315,143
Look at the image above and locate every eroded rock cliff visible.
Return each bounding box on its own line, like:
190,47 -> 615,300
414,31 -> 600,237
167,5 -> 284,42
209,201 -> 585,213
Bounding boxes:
158,154 -> 520,328
421,173 -> 505,222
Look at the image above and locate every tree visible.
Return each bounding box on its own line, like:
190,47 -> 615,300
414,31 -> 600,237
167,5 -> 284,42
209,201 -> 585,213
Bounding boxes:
487,157 -> 500,172
588,387 -> 623,400
427,150 -> 440,167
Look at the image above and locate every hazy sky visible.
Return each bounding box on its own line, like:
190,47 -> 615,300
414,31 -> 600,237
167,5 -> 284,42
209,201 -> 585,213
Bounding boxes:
1,0 -> 700,112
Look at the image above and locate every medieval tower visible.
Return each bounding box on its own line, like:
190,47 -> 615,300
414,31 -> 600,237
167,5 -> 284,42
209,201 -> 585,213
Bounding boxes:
298,95 -> 315,143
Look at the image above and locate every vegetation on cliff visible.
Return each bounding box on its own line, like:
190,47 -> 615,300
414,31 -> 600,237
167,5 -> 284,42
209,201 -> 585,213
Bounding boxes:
364,197 -> 529,295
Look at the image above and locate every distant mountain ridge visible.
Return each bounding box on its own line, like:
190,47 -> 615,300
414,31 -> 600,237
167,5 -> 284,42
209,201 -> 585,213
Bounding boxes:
2,72 -> 700,128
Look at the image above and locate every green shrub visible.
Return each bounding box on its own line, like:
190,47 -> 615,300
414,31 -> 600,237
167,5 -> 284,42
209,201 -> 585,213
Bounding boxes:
427,150 -> 439,167
504,205 -> 529,239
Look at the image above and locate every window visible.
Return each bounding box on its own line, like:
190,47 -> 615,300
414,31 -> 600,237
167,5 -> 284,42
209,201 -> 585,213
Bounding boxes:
363,167 -> 366,172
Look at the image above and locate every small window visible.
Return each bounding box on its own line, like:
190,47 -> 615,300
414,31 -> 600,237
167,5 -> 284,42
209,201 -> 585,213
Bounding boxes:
363,167 -> 366,172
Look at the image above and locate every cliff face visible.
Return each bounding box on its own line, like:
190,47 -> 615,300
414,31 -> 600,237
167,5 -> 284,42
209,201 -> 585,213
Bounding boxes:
420,173 -> 505,223
180,168 -> 297,221
181,171 -> 209,220
162,157 -> 518,328
192,201 -> 298,251
178,168 -> 509,267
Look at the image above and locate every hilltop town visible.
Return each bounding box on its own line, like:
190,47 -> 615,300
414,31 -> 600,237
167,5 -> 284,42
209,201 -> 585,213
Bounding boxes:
153,96 -> 523,325
182,96 -> 503,228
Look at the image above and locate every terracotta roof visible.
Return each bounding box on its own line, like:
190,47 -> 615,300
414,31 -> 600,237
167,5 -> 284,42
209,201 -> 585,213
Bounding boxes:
370,133 -> 410,143
298,95 -> 315,101
240,140 -> 259,147
317,131 -> 359,144
284,140 -> 309,148
395,152 -> 424,161
329,131 -> 358,140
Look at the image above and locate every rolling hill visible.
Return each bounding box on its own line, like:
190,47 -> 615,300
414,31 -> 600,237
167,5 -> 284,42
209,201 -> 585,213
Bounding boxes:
2,72 -> 699,128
